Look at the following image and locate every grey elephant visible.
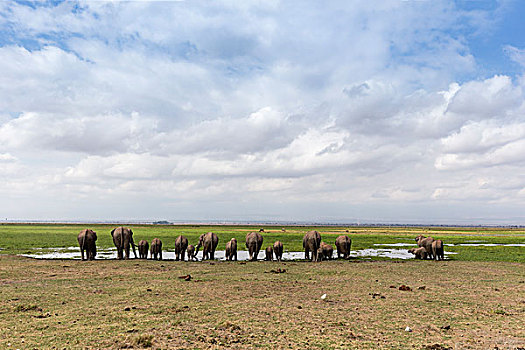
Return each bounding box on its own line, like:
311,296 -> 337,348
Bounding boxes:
138,239 -> 149,259
432,240 -> 444,261
225,238 -> 238,261
303,230 -> 321,262
265,246 -> 273,261
335,235 -> 352,259
175,235 -> 188,261
408,247 -> 428,260
187,244 -> 196,261
245,231 -> 263,261
150,238 -> 162,260
273,240 -> 283,261
415,235 -> 435,260
77,229 -> 97,261
111,227 -> 137,260
195,232 -> 219,260
319,241 -> 333,260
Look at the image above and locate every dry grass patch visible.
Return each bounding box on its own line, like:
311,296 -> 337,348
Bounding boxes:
0,255 -> 523,349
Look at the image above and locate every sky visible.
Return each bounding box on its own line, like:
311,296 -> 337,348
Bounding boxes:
1,0 -> 525,224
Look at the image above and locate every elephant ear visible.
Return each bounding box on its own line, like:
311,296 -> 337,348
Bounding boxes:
93,231 -> 97,240
129,229 -> 133,236
111,228 -> 115,236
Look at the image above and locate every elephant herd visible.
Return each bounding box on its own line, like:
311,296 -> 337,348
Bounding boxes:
409,235 -> 445,260
77,228 -> 353,262
77,228 -> 445,262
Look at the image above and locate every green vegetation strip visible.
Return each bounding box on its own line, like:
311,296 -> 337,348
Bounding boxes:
0,224 -> 524,262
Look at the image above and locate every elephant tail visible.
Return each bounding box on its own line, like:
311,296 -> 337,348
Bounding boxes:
119,227 -> 124,254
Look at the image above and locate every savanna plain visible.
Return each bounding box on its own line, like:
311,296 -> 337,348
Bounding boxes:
0,224 -> 524,349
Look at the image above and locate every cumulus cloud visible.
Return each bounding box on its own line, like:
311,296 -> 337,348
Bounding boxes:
0,1 -> 524,223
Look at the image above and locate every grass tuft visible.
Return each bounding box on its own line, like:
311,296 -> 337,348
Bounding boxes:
136,334 -> 154,347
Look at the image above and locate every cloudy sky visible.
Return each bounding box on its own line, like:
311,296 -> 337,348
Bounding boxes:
1,1 -> 525,224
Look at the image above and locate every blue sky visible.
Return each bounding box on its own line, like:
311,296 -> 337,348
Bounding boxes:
1,1 -> 524,224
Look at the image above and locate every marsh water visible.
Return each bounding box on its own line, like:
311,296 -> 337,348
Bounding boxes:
20,246 -> 462,260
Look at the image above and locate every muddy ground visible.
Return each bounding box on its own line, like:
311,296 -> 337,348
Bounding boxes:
0,255 -> 523,349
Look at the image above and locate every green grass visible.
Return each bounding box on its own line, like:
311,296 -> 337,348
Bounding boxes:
0,224 -> 524,262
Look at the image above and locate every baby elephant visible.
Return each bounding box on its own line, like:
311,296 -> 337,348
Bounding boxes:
187,244 -> 196,261
318,241 -> 334,261
432,240 -> 444,261
408,247 -> 428,260
138,239 -> 149,259
225,238 -> 238,261
150,238 -> 162,260
265,246 -> 273,261
273,241 -> 283,261
77,229 -> 97,261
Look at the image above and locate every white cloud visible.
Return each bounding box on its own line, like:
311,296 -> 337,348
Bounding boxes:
446,75 -> 522,119
0,1 -> 524,223
504,45 -> 525,67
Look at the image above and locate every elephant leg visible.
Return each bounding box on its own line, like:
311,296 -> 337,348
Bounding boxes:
80,248 -> 85,261
181,251 -> 186,261
160,250 -> 163,260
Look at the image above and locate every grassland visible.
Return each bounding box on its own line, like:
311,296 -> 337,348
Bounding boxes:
0,224 -> 523,349
0,256 -> 523,349
1,223 -> 524,262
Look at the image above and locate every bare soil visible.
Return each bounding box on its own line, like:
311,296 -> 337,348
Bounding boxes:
0,255 -> 523,349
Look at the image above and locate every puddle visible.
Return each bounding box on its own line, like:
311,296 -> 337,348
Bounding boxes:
19,240 -> 522,260
19,247 -> 459,260
20,248 -> 304,261
374,243 -> 417,247
447,243 -> 525,247
375,242 -> 525,247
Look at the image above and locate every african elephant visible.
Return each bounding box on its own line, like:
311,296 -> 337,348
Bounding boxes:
408,247 -> 428,260
415,235 -> 435,260
317,247 -> 324,261
273,240 -> 283,261
265,246 -> 273,261
187,244 -> 196,261
77,229 -> 97,261
225,238 -> 238,261
319,241 -> 333,260
111,227 -> 137,260
303,230 -> 321,262
245,231 -> 263,261
138,240 -> 149,259
175,235 -> 188,261
432,240 -> 444,261
150,238 -> 162,260
335,235 -> 352,259
195,232 -> 219,260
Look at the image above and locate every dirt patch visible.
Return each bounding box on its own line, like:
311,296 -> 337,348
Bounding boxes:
0,257 -> 524,349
